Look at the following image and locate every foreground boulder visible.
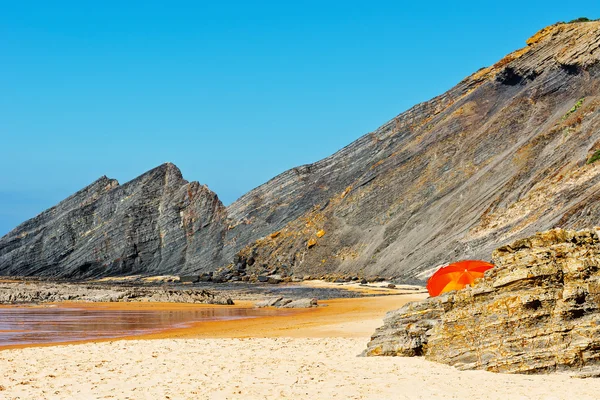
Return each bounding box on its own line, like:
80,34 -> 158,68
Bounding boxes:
365,228 -> 600,375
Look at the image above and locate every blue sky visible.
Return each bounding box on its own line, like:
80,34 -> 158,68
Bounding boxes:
1,1 -> 599,236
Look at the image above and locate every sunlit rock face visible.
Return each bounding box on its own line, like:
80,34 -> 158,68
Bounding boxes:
227,21 -> 600,281
4,22 -> 600,279
365,228 -> 600,375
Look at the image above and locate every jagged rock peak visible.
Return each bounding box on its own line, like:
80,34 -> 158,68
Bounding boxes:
64,174 -> 119,202
0,162 -> 226,278
123,162 -> 186,187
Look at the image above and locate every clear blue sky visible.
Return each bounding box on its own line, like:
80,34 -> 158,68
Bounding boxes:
1,1 -> 598,236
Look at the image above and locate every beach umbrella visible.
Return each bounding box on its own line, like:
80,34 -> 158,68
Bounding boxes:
426,260 -> 494,297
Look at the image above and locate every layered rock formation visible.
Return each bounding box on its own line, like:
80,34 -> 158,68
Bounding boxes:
365,228 -> 600,375
3,21 -> 600,279
232,21 -> 600,281
0,163 -> 227,278
0,281 -> 233,304
254,297 -> 319,308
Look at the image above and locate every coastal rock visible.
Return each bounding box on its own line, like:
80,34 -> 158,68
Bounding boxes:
365,228 -> 600,375
254,297 -> 318,308
267,275 -> 283,284
254,297 -> 283,308
0,163 -> 227,278
365,298 -> 443,357
281,298 -> 318,308
0,282 -> 234,305
278,299 -> 293,307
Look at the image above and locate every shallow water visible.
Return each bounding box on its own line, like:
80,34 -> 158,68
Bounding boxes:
0,306 -> 284,347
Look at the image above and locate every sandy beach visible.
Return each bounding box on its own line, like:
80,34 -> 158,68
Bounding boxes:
4,337 -> 600,400
0,293 -> 598,399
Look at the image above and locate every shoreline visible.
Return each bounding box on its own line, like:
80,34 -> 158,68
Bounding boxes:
1,277 -> 408,306
123,293 -> 428,340
0,293 -> 427,351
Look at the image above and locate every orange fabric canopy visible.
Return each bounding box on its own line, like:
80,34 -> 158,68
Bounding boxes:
426,260 -> 494,297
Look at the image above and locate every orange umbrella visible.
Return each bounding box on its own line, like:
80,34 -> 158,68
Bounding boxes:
426,260 -> 494,297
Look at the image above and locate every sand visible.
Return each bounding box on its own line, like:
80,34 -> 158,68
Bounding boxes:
0,293 -> 597,399
1,337 -> 598,400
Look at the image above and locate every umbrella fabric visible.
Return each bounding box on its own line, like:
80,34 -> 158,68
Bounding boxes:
426,260 -> 494,297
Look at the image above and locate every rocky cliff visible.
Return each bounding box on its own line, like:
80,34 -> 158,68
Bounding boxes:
0,163 -> 227,278
364,228 -> 600,376
231,21 -> 600,281
3,21 -> 600,279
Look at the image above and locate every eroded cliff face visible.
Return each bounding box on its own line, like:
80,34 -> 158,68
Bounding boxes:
3,21 -> 600,279
227,21 -> 600,280
0,163 -> 227,278
364,228 -> 600,375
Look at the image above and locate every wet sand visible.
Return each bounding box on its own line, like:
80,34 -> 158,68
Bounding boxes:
0,302 -> 296,348
0,293 -> 425,350
134,293 -> 428,340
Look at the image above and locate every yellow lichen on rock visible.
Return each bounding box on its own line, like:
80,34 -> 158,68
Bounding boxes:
526,25 -> 559,46
340,186 -> 352,199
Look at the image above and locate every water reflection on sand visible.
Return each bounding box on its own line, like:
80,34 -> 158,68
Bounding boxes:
0,305 -> 284,346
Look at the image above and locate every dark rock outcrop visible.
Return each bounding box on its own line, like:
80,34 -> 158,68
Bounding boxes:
4,22 -> 600,279
0,163 -> 227,278
0,281 -> 233,305
364,228 -> 600,375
